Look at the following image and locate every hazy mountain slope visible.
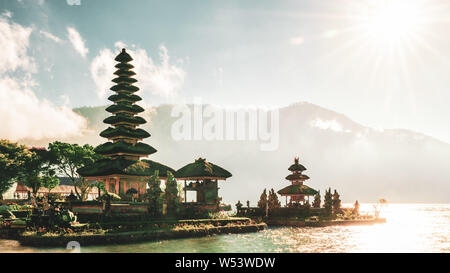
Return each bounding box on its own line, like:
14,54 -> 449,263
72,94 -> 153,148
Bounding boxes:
71,102 -> 450,204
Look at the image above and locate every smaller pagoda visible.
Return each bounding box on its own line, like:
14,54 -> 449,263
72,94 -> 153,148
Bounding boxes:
277,157 -> 318,206
175,158 -> 232,210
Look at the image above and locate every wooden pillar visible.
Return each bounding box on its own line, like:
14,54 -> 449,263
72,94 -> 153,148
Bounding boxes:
123,180 -> 128,195
184,180 -> 187,203
105,179 -> 110,192
115,177 -> 119,194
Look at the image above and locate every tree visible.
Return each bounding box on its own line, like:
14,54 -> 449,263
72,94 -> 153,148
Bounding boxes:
332,189 -> 341,214
19,147 -> 57,198
373,198 -> 387,218
48,141 -> 101,201
43,176 -> 59,194
101,191 -> 121,216
268,188 -> 281,212
312,191 -> 321,208
235,200 -> 243,211
257,188 -> 268,210
165,171 -> 180,216
147,170 -> 163,217
323,188 -> 333,216
94,181 -> 106,199
0,140 -> 30,199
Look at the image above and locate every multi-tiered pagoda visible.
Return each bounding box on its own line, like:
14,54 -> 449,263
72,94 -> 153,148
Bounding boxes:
277,157 -> 318,206
78,48 -> 174,197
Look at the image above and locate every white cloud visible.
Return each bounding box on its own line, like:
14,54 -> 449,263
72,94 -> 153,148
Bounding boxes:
290,36 -> 305,45
40,30 -> 62,43
67,26 -> 88,58
0,17 -> 88,141
310,118 -> 344,132
0,16 -> 36,73
2,10 -> 12,18
91,42 -> 186,99
67,0 -> 81,5
90,48 -> 115,98
0,78 -> 87,141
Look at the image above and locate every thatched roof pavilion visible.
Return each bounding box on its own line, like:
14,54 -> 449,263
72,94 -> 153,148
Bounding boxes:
175,158 -> 231,205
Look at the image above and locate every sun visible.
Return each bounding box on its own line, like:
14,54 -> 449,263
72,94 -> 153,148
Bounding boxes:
315,0 -> 443,125
365,2 -> 419,44
357,0 -> 424,47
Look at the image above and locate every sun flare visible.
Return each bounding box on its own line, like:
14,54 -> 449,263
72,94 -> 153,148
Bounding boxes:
357,0 -> 424,47
365,2 -> 419,44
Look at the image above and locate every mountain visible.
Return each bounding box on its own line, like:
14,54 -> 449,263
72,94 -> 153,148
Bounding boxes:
43,102 -> 450,204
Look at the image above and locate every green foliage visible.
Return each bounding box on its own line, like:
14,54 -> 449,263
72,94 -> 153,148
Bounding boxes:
312,191 -> 321,208
94,181 -> 106,198
257,188 -> 268,210
207,211 -> 229,219
42,176 -> 59,193
147,170 -> 163,217
126,188 -> 138,195
48,141 -> 101,201
268,188 -> 281,212
19,148 -> 57,196
235,200 -> 243,211
303,200 -> 311,210
323,188 -> 333,216
165,171 -> 181,215
332,190 -> 341,214
0,139 -> 30,197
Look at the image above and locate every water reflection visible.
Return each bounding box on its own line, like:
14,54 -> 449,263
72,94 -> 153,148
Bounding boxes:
1,204 -> 449,253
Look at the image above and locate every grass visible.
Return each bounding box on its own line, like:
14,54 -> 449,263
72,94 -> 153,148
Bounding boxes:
21,217 -> 255,237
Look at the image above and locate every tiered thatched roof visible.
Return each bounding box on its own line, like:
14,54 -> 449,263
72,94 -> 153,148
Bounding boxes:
175,158 -> 232,180
78,48 -> 173,178
78,158 -> 175,178
279,157 -> 318,197
288,157 -> 307,172
277,184 -> 318,196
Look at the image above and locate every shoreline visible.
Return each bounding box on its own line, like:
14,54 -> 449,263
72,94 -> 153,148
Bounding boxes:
17,222 -> 267,247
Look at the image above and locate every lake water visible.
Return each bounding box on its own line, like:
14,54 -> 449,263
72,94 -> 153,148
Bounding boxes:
1,204 -> 449,253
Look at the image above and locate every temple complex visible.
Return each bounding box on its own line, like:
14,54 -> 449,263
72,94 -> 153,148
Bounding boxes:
78,48 -> 174,198
277,157 -> 318,206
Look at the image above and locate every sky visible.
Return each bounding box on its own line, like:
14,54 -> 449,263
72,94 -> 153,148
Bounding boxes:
1,0 -> 450,144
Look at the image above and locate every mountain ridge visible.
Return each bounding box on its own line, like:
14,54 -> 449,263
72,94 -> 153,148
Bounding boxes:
65,102 -> 450,204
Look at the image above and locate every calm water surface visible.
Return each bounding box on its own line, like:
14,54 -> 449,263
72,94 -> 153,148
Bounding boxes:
1,204 -> 449,253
